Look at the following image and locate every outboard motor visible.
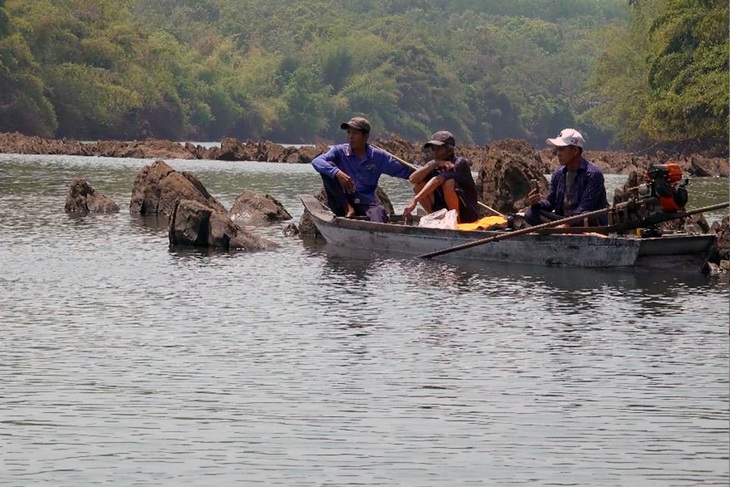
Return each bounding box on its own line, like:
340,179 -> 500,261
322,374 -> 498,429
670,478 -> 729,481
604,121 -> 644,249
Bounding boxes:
643,163 -> 688,212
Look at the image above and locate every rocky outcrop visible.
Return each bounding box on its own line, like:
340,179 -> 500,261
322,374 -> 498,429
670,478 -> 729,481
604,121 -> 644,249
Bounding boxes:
213,138 -> 329,164
611,170 -> 642,206
656,213 -> 710,234
64,178 -> 120,215
371,134 -> 430,165
94,139 -> 195,159
371,135 -> 728,179
169,199 -> 278,251
0,133 -> 94,156
129,160 -> 226,217
709,216 -> 730,262
686,155 -> 728,178
703,216 -> 730,275
475,140 -> 551,215
229,190 -> 292,224
216,138 -> 257,161
0,131 -> 726,176
560,150 -> 729,179
0,132 -> 198,159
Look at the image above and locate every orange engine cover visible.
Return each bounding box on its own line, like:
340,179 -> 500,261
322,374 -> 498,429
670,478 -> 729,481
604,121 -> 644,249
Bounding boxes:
645,163 -> 686,212
664,163 -> 683,184
658,195 -> 682,212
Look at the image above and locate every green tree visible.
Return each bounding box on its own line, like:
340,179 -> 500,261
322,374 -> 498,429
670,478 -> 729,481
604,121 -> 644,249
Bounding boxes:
47,62 -> 141,139
0,0 -> 9,37
0,1 -> 57,136
338,68 -> 400,137
587,0 -> 727,149
1,0 -> 654,147
642,0 -> 728,144
277,67 -> 333,141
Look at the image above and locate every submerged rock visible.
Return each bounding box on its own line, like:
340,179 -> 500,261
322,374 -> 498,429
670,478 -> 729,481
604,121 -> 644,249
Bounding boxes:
229,190 -> 292,224
64,178 -> 119,215
283,223 -> 299,237
709,216 -> 730,263
169,199 -> 278,251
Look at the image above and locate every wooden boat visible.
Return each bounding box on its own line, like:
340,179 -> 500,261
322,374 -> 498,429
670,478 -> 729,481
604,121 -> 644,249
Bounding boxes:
299,195 -> 717,270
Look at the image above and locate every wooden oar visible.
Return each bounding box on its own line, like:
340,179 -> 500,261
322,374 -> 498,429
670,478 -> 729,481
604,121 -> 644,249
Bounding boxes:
419,206 -> 612,259
371,144 -> 419,172
372,144 -> 506,218
476,201 -> 505,218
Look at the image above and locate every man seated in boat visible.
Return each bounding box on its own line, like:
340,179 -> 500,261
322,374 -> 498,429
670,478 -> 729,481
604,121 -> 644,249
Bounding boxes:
311,116 -> 413,222
525,128 -> 608,227
402,131 -> 479,224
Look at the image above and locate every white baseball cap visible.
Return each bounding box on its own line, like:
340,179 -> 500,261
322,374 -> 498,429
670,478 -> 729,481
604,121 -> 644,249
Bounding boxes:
546,128 -> 585,148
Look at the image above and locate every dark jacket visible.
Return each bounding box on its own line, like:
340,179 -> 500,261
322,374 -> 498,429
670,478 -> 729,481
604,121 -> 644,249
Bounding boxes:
534,158 -> 608,225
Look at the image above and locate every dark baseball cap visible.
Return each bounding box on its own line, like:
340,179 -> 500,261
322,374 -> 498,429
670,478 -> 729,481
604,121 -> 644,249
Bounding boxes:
340,117 -> 371,133
424,130 -> 456,148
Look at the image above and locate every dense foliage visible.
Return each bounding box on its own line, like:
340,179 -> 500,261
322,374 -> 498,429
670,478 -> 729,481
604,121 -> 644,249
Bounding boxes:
0,0 -> 726,151
588,0 -> 728,151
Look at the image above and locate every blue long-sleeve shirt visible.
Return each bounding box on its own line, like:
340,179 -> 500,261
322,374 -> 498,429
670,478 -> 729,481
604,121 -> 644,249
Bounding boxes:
312,144 -> 412,205
535,158 -> 608,224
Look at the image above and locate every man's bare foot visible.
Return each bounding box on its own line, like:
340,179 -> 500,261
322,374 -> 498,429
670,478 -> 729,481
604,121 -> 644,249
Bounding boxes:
345,205 -> 356,218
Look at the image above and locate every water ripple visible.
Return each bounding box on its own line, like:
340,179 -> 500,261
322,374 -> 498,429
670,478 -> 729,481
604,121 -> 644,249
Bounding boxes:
1,155 -> 727,486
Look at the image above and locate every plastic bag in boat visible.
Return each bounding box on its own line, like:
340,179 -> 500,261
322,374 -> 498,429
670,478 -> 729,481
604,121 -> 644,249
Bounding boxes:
418,208 -> 458,230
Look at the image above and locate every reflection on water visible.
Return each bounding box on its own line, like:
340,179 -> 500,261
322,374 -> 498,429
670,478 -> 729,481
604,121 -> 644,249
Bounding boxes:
129,214 -> 169,234
1,155 -> 728,486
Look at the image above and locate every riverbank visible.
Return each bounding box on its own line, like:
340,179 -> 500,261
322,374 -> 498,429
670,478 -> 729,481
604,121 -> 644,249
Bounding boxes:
0,131 -> 727,177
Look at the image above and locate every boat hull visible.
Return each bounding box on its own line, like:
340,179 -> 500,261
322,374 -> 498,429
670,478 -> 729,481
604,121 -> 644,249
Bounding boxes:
300,195 -> 715,270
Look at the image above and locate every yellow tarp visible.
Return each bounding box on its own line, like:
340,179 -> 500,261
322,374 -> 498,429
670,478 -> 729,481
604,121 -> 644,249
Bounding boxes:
457,216 -> 508,231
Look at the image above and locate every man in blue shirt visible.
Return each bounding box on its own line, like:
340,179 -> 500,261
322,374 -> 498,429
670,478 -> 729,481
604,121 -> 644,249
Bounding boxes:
312,117 -> 412,222
526,128 -> 608,226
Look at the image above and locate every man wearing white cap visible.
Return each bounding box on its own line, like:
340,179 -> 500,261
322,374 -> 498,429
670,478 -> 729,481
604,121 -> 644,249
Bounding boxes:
525,128 -> 608,226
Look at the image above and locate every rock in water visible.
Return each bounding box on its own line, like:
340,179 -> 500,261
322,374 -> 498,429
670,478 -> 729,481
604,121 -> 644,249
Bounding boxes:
169,199 -> 278,251
65,178 -> 119,215
230,190 -> 292,224
476,140 -> 550,215
129,160 -> 226,217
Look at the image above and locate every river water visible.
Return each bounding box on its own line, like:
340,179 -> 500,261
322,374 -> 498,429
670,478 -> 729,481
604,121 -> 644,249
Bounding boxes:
1,154 -> 728,486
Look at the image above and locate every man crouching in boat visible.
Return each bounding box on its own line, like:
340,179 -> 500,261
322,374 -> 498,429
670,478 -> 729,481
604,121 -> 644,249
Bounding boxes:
403,131 -> 479,224
525,128 -> 608,227
311,116 -> 413,222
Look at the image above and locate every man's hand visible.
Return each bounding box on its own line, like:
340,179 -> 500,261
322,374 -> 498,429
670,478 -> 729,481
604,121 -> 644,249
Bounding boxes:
432,159 -> 454,172
527,188 -> 541,206
335,170 -> 355,193
402,199 -> 418,223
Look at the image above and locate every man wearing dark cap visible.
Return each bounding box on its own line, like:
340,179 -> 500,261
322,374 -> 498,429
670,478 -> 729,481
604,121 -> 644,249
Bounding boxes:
311,116 -> 412,222
403,131 -> 479,223
525,128 -> 608,226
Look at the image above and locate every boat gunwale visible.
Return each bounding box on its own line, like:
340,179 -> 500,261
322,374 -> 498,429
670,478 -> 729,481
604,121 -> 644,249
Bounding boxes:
299,194 -> 716,270
300,194 -> 714,243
